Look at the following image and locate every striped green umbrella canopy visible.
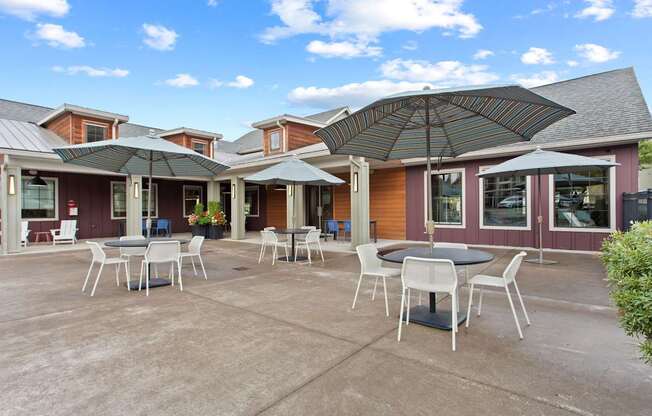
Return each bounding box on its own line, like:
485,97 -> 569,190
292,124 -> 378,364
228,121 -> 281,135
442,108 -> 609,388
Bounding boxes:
53,135 -> 229,237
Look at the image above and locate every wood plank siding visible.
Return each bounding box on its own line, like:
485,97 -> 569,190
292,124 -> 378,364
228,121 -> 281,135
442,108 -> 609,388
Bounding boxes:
265,187 -> 287,228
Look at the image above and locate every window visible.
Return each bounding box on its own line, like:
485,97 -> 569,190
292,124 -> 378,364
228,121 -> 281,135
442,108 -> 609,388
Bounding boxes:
244,186 -> 259,216
22,177 -> 57,220
192,141 -> 206,155
270,130 -> 281,151
550,159 -> 614,231
425,169 -> 465,227
85,123 -> 107,142
111,182 -> 158,219
183,185 -> 203,217
480,170 -> 530,229
111,182 -> 127,219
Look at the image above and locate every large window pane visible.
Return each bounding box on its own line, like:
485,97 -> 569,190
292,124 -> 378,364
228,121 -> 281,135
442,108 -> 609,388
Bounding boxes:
431,172 -> 463,225
245,186 -> 259,216
22,178 -> 56,219
85,124 -> 107,142
111,182 -> 126,218
183,185 -> 203,216
553,168 -> 610,228
482,175 -> 527,227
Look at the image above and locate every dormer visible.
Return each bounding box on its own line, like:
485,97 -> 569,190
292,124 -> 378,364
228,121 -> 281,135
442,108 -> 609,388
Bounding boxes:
158,127 -> 223,158
251,107 -> 350,156
38,104 -> 129,145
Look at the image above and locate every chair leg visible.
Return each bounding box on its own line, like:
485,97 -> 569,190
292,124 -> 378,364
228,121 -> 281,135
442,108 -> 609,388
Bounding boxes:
115,264 -> 120,286
382,277 -> 389,317
82,262 -> 94,292
190,257 -> 197,276
284,243 -> 289,262
512,280 -> 530,325
406,288 -> 411,325
177,261 -> 183,291
352,273 -> 364,310
372,276 -> 379,300
451,291 -> 457,351
478,289 -> 484,316
307,244 -> 312,265
272,244 -> 277,266
90,263 -> 104,297
465,283 -> 474,328
318,241 -> 324,262
505,285 -> 524,339
198,255 -> 207,280
397,288 -> 406,342
258,242 -> 265,264
138,261 -> 144,291
123,261 -> 130,290
146,263 -> 150,297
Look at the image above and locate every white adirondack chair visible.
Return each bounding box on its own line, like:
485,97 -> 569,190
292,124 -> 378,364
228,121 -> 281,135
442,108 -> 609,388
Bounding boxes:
51,220 -> 78,245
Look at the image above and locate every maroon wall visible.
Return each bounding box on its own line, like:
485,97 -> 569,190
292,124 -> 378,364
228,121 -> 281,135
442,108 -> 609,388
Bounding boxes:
406,144 -> 639,251
245,184 -> 267,231
22,170 -> 207,240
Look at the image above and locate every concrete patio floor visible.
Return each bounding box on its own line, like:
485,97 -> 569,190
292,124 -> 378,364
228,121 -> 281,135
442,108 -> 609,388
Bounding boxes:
0,240 -> 650,415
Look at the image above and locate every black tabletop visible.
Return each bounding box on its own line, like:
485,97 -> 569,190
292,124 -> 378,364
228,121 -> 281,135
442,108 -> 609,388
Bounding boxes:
275,228 -> 310,234
104,238 -> 189,248
378,246 -> 494,266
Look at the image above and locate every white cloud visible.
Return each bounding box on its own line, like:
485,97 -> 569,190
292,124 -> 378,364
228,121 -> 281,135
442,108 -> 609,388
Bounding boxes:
288,79 -> 432,108
306,40 -> 382,58
632,0 -> 652,17
142,23 -> 178,51
260,0 -> 482,44
227,75 -> 254,88
520,47 -> 554,65
34,23 -> 84,48
52,65 -> 129,77
473,49 -> 494,60
575,43 -> 620,62
164,73 -> 199,88
566,60 -> 579,67
380,58 -> 499,85
575,0 -> 614,21
510,71 -> 559,88
0,0 -> 69,20
402,40 -> 418,51
207,0 -> 218,6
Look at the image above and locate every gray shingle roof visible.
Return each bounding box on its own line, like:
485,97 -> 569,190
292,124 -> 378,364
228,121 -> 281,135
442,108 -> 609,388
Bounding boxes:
217,129 -> 264,154
119,123 -> 164,137
306,107 -> 349,124
529,67 -> 652,144
0,118 -> 67,153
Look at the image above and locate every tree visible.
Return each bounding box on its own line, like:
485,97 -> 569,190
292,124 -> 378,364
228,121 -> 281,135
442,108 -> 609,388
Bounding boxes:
640,140 -> 652,169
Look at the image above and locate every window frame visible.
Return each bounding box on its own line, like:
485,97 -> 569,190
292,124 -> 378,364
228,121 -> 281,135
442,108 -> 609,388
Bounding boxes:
183,185 -> 203,217
244,185 -> 260,217
478,165 -> 532,231
83,121 -> 109,143
110,181 -> 127,220
110,181 -> 159,220
269,129 -> 282,152
191,139 -> 207,155
423,167 -> 466,229
548,154 -> 616,233
21,176 -> 59,221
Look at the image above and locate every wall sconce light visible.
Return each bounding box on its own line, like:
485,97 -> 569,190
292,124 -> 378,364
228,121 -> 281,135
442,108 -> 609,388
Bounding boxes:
232,183 -> 236,199
8,174 -> 16,195
353,172 -> 359,193
133,181 -> 140,199
288,184 -> 293,197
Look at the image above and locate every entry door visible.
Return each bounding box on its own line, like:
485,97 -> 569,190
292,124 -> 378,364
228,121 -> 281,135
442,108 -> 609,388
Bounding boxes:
304,185 -> 333,228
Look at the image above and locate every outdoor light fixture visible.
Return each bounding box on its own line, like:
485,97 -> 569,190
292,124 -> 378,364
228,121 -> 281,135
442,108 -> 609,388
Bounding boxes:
232,183 -> 236,199
133,181 -> 140,199
8,174 -> 16,195
27,170 -> 47,188
353,172 -> 359,193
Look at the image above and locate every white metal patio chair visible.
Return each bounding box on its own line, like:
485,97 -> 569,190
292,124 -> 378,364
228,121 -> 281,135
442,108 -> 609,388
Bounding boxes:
398,256 -> 460,351
352,244 -> 401,317
258,230 -> 289,265
119,236 -> 146,290
466,251 -> 531,339
297,225 -> 316,242
21,221 -> 30,247
139,241 -> 181,296
50,220 -> 78,245
82,241 -> 129,297
426,242 -> 470,307
294,229 -> 324,264
180,236 -> 207,280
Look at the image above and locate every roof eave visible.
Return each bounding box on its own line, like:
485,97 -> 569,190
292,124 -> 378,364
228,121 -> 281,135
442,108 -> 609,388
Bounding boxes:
158,127 -> 223,140
37,104 -> 129,126
251,115 -> 326,129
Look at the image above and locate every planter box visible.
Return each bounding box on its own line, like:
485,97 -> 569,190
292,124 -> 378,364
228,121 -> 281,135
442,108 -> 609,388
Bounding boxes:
207,225 -> 224,240
191,224 -> 207,237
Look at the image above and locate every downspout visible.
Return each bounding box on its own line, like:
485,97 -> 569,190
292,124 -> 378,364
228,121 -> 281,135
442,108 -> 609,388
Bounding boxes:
112,118 -> 119,140
276,120 -> 287,152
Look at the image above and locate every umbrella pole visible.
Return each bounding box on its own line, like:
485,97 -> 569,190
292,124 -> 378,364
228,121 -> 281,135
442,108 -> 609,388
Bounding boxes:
424,97 -> 435,253
526,169 -> 557,264
146,152 -> 153,239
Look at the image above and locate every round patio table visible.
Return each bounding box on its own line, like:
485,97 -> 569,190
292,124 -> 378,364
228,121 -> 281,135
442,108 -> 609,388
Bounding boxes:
377,246 -> 494,331
274,228 -> 309,262
104,238 -> 189,290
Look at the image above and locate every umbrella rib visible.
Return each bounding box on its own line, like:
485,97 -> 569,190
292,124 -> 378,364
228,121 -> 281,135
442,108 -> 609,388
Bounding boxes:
432,105 -> 457,158
161,152 -> 176,177
384,101 -> 420,161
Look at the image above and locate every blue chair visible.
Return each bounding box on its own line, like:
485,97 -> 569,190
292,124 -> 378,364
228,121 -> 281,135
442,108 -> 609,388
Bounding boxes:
343,220 -> 352,240
155,219 -> 171,237
326,220 -> 339,240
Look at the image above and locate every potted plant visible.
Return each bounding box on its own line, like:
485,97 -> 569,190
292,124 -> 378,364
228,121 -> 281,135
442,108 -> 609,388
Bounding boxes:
207,200 -> 226,239
189,202 -> 207,237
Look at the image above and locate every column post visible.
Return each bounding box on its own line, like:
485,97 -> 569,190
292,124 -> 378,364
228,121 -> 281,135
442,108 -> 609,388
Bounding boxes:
206,180 -> 221,205
125,175 -> 143,236
350,156 -> 370,248
286,184 -> 305,228
1,164 -> 22,253
230,176 -> 245,239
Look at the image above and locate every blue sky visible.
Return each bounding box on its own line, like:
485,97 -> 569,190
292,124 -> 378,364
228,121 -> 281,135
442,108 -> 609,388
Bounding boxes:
0,0 -> 651,141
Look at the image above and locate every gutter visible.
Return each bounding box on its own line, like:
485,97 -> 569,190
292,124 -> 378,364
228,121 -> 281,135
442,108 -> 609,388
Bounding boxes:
276,120 -> 287,152
112,118 -> 119,139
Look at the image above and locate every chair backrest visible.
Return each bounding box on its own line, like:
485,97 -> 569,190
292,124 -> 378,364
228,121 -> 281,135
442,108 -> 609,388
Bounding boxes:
61,220 -> 76,236
146,241 -> 180,263
157,218 -> 170,228
301,225 -> 316,230
263,226 -> 276,231
188,236 -> 204,254
304,229 -> 321,243
401,256 -> 458,293
343,220 -> 351,231
86,241 -> 105,262
356,243 -> 382,274
325,220 -> 339,233
433,242 -> 468,250
260,230 -> 278,244
503,252 -> 527,282
119,235 -> 146,256
21,221 -> 29,239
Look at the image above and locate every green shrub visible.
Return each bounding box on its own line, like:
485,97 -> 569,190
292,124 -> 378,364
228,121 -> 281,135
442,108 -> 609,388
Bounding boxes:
207,200 -> 221,216
601,221 -> 652,363
193,202 -> 204,217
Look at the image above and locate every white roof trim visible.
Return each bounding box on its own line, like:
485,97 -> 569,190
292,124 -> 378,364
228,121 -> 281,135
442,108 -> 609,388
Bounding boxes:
158,127 -> 223,140
324,107 -> 351,124
251,115 -> 326,129
38,104 -> 129,126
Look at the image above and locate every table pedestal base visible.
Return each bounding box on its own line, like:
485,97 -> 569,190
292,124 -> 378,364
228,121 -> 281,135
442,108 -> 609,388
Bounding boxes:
403,305 -> 466,331
126,278 -> 171,291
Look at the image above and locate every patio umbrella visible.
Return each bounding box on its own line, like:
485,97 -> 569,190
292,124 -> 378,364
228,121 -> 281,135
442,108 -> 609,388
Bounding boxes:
315,85 -> 575,248
478,147 -> 618,264
53,135 -> 229,238
244,157 -> 344,228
